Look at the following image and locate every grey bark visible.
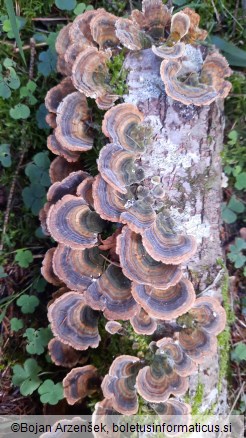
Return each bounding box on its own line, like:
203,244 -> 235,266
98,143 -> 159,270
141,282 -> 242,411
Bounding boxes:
124,48 -> 228,415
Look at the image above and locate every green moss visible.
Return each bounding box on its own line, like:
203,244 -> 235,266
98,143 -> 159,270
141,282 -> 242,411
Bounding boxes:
107,51 -> 128,95
191,382 -> 205,415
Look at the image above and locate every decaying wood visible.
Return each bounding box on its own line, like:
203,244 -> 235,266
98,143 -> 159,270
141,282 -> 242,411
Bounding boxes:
124,48 -> 227,414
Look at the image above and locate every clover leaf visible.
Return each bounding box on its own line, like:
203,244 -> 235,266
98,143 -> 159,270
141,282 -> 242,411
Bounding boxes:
24,327 -> 53,355
222,196 -> 245,224
74,3 -> 94,14
2,16 -> 26,39
235,172 -> 246,190
0,60 -> 20,99
0,144 -> 11,168
228,238 -> 246,269
36,103 -> 50,130
12,358 -> 42,396
38,380 -> 64,405
25,152 -> 51,187
19,80 -> 37,105
10,104 -> 30,120
10,318 -> 24,332
231,343 -> 246,363
55,0 -> 77,11
38,48 -> 57,77
16,294 -> 40,314
22,183 -> 47,215
15,249 -> 33,268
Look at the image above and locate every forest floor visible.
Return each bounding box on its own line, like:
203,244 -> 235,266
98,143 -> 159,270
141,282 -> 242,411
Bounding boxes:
0,0 -> 245,416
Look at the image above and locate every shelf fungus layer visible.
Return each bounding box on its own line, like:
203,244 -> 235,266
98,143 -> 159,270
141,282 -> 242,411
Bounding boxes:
63,365 -> 99,405
48,291 -> 101,350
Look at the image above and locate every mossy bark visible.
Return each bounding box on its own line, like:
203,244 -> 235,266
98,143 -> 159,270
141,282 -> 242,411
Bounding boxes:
124,48 -> 228,415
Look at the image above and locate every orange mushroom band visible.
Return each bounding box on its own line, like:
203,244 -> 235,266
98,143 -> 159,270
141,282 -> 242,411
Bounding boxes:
101,355 -> 142,415
177,296 -> 226,364
48,291 -> 101,350
63,365 -> 99,405
48,338 -> 85,368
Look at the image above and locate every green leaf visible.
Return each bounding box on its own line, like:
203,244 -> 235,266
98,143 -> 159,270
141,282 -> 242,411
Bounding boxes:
2,16 -> 26,39
228,238 -> 246,269
4,0 -> 26,65
38,380 -> 64,405
16,294 -> 40,314
33,277 -> 47,293
10,317 -> 24,332
235,172 -> 246,190
36,103 -> 50,130
227,130 -> 238,145
25,152 -> 51,187
222,205 -> 237,224
74,3 -> 86,14
24,327 -> 53,355
0,144 -> 11,168
0,80 -> 11,99
38,48 -> 57,76
12,358 -> 42,395
15,249 -> 33,268
22,183 -> 46,215
19,80 -> 37,105
10,104 -> 30,120
231,343 -> 246,363
0,266 -> 8,278
35,226 -> 47,240
55,0 -> 77,11
228,196 -> 245,214
210,36 -> 246,67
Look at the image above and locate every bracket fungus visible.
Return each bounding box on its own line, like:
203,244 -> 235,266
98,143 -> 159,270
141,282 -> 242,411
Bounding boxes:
101,355 -> 141,415
42,0 -> 230,423
48,292 -> 101,351
63,365 -> 99,405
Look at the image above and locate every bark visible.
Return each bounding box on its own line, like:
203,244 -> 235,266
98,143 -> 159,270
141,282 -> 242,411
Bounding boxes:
124,48 -> 228,415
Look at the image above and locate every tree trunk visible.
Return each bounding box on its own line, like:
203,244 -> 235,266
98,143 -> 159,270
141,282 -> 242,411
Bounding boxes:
124,48 -> 228,415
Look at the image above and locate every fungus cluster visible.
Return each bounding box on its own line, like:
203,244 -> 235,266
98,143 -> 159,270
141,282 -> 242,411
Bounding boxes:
41,0 -> 229,426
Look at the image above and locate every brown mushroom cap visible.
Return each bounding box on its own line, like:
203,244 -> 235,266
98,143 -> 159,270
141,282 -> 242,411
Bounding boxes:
200,52 -> 232,99
101,355 -> 141,415
121,199 -> 156,233
153,398 -> 191,436
72,47 -> 113,99
189,296 -> 226,336
92,399 -> 120,438
48,338 -> 82,368
63,365 -> 99,405
139,0 -> 171,38
47,194 -> 105,250
116,226 -> 182,290
168,12 -> 190,44
47,134 -> 80,163
45,112 -> 57,129
48,291 -> 101,350
41,248 -> 63,287
76,176 -> 94,208
47,170 -> 90,204
85,265 -> 138,321
178,327 -> 217,364
115,18 -> 148,51
152,42 -> 185,60
182,7 -> 208,43
156,337 -> 197,376
160,59 -> 217,106
90,10 -> 119,50
93,174 -> 128,223
39,201 -> 52,236
130,307 -> 157,335
45,78 -> 75,114
102,103 -> 147,153
69,9 -> 100,46
105,321 -> 124,335
142,212 -> 197,264
136,354 -> 189,403
131,278 -> 196,321
56,23 -> 72,57
53,243 -> 104,292
49,157 -> 82,184
55,92 -> 93,152
98,143 -> 144,194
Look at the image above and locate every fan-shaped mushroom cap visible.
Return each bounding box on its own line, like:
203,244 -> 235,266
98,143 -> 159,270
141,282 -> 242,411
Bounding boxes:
76,176 -> 94,208
48,291 -> 101,350
53,244 -> 104,292
47,171 -> 89,204
101,355 -> 141,414
182,8 -> 208,43
93,175 -> 128,222
90,10 -> 119,50
168,12 -> 190,44
139,0 -> 171,38
41,248 -> 63,287
156,337 -> 196,376
160,59 -> 218,106
154,398 -> 191,416
64,42 -> 83,67
56,23 -> 72,57
152,42 -> 185,59
86,265 -> 138,320
69,9 -> 100,46
178,327 -> 217,364
142,213 -> 197,264
47,194 -> 105,249
121,199 -> 156,233
105,321 -> 124,335
102,103 -> 147,153
189,296 -> 226,336
48,338 -> 82,368
39,202 -> 52,236
131,278 -> 196,320
95,93 -> 119,111
92,399 -> 120,438
45,112 -> 57,129
115,18 -> 148,51
200,52 -> 232,99
130,307 -> 157,335
63,365 -> 99,405
72,47 -> 112,99
45,78 -> 75,114
47,134 -> 80,162
49,157 -> 82,184
136,354 -> 189,403
116,227 -> 182,289
55,92 -> 93,152
98,143 -> 144,194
